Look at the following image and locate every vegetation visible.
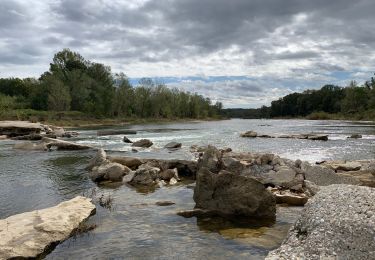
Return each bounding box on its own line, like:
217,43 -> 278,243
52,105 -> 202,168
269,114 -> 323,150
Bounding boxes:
0,49 -> 222,124
223,74 -> 375,121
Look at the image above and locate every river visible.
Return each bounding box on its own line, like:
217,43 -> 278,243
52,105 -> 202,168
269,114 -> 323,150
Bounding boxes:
1,119 -> 374,259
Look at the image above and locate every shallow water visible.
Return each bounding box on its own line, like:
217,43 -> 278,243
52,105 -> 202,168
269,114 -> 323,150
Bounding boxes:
1,119 -> 374,259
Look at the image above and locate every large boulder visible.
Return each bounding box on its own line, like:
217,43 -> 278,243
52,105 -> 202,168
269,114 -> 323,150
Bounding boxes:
131,139 -> 153,148
90,162 -> 130,182
194,168 -> 276,218
266,185 -> 375,259
0,196 -> 95,259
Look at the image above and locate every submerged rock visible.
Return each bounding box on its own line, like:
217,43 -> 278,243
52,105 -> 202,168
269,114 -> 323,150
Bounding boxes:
155,201 -> 175,206
348,134 -> 362,139
0,196 -> 96,259
13,141 -> 48,151
97,129 -> 137,136
164,141 -> 182,149
266,185 -> 375,260
131,139 -> 153,148
240,131 -> 257,138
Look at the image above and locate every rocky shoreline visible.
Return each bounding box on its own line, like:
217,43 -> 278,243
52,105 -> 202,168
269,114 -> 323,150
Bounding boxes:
1,120 -> 374,259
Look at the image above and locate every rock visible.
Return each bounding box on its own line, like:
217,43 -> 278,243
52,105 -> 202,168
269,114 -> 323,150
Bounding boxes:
90,162 -> 129,182
266,185 -> 375,260
131,139 -> 153,148
338,170 -> 375,187
123,136 -> 133,143
261,167 -> 297,187
0,196 -> 95,259
155,201 -> 175,206
11,133 -> 57,140
307,134 -> 328,141
278,134 -> 328,141
176,209 -> 215,218
240,131 -> 257,138
222,157 -> 244,173
86,149 -> 108,170
50,126 -> 65,137
169,177 -> 178,185
160,168 -> 179,181
0,121 -> 42,137
164,141 -> 182,149
259,154 -> 274,165
304,180 -> 320,196
304,165 -> 360,186
197,145 -> 222,173
273,190 -> 308,206
158,159 -> 197,178
128,166 -> 161,186
97,129 -> 137,136
42,137 -> 92,150
323,161 -> 362,172
108,156 -> 143,170
194,168 -> 276,218
63,131 -> 79,137
257,134 -> 274,138
348,134 -> 362,139
0,135 -> 7,140
13,141 -> 48,151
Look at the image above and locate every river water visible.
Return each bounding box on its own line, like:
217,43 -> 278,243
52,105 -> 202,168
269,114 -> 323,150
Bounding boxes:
1,119 -> 374,259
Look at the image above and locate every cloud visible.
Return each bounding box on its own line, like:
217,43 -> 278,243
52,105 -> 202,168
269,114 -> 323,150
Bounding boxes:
0,0 -> 375,107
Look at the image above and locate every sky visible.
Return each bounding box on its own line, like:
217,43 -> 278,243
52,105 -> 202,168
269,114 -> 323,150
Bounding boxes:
1,0 -> 375,108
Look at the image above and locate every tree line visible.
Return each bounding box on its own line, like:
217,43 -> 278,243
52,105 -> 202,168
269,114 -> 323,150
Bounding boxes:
0,49 -> 222,119
223,75 -> 375,120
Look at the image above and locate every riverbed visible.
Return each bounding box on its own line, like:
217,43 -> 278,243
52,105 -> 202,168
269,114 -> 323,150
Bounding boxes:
1,119 -> 374,259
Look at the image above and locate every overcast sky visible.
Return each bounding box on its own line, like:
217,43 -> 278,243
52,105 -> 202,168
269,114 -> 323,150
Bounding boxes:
1,0 -> 374,108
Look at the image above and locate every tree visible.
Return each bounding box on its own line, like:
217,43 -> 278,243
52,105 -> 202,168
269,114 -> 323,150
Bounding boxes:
44,76 -> 71,111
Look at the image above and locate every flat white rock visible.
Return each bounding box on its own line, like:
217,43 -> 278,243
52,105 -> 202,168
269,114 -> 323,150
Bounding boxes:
0,196 -> 96,259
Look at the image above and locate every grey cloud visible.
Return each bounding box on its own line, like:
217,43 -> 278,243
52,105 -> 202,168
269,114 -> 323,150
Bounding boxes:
0,0 -> 375,107
275,51 -> 320,60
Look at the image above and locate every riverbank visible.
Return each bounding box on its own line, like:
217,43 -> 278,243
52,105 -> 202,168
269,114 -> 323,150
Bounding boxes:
0,109 -> 223,127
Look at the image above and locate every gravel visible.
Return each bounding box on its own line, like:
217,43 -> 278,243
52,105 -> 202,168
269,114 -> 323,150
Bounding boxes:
266,184 -> 375,260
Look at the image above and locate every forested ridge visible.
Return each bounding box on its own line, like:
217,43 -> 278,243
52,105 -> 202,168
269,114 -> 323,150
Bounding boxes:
0,49 -> 222,121
223,75 -> 375,120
